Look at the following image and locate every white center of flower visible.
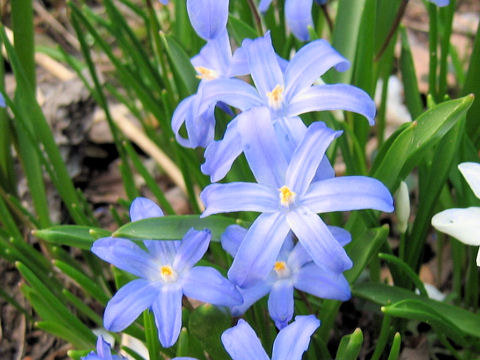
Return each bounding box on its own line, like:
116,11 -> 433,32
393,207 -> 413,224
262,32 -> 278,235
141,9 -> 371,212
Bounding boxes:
274,261 -> 291,278
279,185 -> 296,207
266,84 -> 284,110
195,66 -> 219,81
160,265 -> 178,283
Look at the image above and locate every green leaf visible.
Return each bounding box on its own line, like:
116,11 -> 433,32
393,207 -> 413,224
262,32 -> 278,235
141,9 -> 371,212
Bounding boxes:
228,15 -> 257,44
387,333 -> 401,360
335,328 -> 363,360
160,32 -> 198,95
399,26 -> 423,119
463,21 -> 480,144
353,282 -> 480,342
383,299 -> 467,346
345,225 -> 389,283
143,311 -> 161,360
53,260 -> 111,305
317,225 -> 388,339
371,95 -> 474,192
33,225 -> 110,250
113,215 -> 244,242
324,0 -> 366,84
188,304 -> 230,360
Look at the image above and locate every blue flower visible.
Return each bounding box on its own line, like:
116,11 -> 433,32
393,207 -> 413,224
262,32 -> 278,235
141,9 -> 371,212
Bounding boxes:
221,315 -> 320,360
259,0 -> 325,41
200,107 -> 393,285
82,336 -> 126,360
92,197 -> 242,348
428,0 -> 449,6
0,93 -> 5,108
222,225 -> 351,329
172,30 -> 249,148
187,0 -> 229,41
199,32 -> 375,181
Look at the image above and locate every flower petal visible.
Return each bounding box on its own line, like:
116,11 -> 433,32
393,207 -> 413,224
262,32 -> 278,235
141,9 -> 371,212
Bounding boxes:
183,266 -> 243,306
221,224 -> 248,257
191,30 -> 232,76
287,84 -> 376,125
96,336 -> 112,359
287,242 -> 312,270
459,162 -> 480,199
230,281 -> 271,316
302,176 -> 394,213
432,207 -> 480,246
429,0 -> 449,6
152,285 -> 183,347
130,197 -> 164,221
328,226 -> 352,246
201,116 -> 242,182
172,95 -> 197,148
229,46 -> 250,77
143,240 -> 181,266
238,107 -> 288,187
243,32 -> 284,98
271,315 -> 320,360
104,279 -> 158,331
284,40 -> 349,100
198,78 -> 263,114
186,0 -> 229,40
201,182 -> 278,217
284,0 -> 313,41
185,101 -> 216,148
92,237 -> 158,279
287,207 -> 352,273
268,280 -> 294,329
295,264 -> 351,300
259,0 -> 273,12
221,319 -> 270,360
228,212 -> 290,287
273,116 -> 307,158
173,229 -> 211,272
285,122 -> 341,195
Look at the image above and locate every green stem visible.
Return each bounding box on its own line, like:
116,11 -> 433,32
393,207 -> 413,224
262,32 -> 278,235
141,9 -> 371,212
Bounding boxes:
428,3 -> 438,100
438,0 -> 456,98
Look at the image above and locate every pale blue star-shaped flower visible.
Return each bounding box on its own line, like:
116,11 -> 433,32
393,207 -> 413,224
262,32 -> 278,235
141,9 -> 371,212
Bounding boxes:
81,336 -> 126,360
222,224 -> 351,329
172,30 -> 249,148
199,32 -> 375,182
201,107 -> 393,286
222,315 -> 320,360
92,197 -> 242,348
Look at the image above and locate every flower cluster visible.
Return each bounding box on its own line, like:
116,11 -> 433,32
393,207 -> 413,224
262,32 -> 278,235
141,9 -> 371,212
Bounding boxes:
90,0 -> 394,356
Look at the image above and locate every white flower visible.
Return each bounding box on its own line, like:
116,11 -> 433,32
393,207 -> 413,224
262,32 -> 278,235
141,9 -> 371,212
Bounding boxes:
432,162 -> 480,265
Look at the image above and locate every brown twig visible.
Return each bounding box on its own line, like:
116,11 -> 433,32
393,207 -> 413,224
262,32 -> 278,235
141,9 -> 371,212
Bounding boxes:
321,4 -> 334,34
375,0 -> 409,62
246,0 -> 264,35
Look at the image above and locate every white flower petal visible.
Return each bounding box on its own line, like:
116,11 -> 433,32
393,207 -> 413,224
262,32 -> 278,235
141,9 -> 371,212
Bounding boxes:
459,162 -> 480,199
431,207 -> 480,246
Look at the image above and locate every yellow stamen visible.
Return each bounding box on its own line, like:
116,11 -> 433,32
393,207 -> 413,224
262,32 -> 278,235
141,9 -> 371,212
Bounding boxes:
195,66 -> 219,80
266,84 -> 284,110
160,265 -> 177,282
279,185 -> 296,206
274,261 -> 290,277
